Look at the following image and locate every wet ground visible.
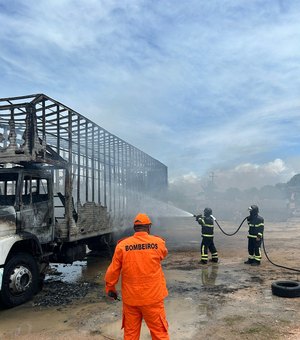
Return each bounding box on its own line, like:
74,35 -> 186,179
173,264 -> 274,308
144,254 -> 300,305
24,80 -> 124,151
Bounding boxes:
0,217 -> 300,339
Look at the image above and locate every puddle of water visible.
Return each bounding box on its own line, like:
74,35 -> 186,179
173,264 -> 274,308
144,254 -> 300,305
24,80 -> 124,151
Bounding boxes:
46,254 -> 111,284
166,265 -> 221,287
166,297 -> 209,339
47,261 -> 86,283
0,305 -> 73,337
200,265 -> 219,286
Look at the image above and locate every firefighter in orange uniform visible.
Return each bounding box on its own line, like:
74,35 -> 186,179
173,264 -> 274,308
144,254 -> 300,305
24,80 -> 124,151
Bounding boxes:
104,213 -> 169,340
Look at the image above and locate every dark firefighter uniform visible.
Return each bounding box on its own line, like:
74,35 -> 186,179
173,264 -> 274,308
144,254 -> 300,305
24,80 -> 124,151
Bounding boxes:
196,207 -> 218,264
244,205 -> 264,266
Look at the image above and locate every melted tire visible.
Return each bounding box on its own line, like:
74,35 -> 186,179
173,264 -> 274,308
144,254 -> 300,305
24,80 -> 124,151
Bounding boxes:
0,253 -> 38,308
271,280 -> 300,298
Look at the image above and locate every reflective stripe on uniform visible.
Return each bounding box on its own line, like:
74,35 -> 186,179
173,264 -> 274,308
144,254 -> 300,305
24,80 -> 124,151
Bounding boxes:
254,248 -> 261,261
201,245 -> 206,256
0,267 -> 3,291
248,223 -> 264,227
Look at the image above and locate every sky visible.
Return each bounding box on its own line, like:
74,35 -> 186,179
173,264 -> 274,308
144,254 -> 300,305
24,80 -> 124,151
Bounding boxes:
1,0 -> 300,190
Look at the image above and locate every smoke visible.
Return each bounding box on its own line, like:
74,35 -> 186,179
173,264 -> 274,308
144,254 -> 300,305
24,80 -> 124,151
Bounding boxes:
167,158 -> 300,222
114,158 -> 299,245
113,158 -> 300,249
170,158 -> 295,191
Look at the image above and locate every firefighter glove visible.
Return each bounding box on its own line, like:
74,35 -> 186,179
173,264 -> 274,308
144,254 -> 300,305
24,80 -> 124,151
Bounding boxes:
195,214 -> 202,221
108,290 -> 118,300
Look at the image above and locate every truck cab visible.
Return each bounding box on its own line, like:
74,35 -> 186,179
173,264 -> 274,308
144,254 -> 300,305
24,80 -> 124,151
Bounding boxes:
0,167 -> 53,307
0,168 -> 54,241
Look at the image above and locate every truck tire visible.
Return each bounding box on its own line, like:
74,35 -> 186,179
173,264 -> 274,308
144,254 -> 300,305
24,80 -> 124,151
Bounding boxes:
0,253 -> 38,308
271,280 -> 300,298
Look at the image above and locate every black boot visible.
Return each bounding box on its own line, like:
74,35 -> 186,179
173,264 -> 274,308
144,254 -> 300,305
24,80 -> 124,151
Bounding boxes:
244,259 -> 253,264
199,260 -> 208,264
251,260 -> 261,266
211,258 -> 218,263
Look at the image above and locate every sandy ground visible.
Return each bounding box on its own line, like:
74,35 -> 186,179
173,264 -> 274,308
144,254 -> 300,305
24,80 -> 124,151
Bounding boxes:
0,217 -> 300,340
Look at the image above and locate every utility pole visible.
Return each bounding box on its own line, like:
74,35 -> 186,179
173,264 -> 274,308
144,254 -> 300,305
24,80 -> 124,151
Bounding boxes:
207,171 -> 217,202
210,171 -> 216,186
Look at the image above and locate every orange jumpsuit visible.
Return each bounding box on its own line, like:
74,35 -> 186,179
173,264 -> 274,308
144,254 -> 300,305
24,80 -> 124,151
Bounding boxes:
105,231 -> 169,340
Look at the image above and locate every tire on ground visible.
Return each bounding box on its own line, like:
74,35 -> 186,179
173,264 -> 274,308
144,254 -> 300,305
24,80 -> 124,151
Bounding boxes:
271,280 -> 300,298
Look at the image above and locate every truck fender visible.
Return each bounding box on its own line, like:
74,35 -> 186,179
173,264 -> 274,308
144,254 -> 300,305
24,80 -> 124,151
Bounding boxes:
18,231 -> 43,255
0,233 -> 42,291
0,235 -> 25,266
0,235 -> 24,290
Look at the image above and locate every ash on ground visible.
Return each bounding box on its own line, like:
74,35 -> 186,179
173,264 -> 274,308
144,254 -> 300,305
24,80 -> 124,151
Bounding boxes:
33,281 -> 99,307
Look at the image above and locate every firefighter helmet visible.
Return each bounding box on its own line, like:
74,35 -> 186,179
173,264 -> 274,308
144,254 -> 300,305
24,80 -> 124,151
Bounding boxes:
204,207 -> 212,217
248,205 -> 259,214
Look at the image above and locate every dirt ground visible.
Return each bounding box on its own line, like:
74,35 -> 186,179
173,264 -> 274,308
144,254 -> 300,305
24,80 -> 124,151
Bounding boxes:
0,217 -> 300,340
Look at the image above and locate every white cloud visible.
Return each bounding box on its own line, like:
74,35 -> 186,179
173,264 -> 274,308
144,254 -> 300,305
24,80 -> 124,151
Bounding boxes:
214,158 -> 296,190
263,159 -> 287,174
170,172 -> 199,184
1,0 -> 300,180
171,158 -> 298,193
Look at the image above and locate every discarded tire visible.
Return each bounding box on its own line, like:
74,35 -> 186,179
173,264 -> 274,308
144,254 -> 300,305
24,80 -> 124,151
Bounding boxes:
271,280 -> 300,298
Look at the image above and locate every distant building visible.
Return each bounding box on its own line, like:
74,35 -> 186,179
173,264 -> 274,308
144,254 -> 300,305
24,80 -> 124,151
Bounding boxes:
287,174 -> 300,217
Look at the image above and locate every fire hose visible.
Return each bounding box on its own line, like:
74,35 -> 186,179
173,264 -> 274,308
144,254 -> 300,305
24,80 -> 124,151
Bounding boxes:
195,214 -> 300,273
212,215 -> 247,236
216,215 -> 300,273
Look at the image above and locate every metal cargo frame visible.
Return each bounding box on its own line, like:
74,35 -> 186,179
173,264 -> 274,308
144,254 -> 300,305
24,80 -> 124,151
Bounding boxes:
0,94 -> 168,226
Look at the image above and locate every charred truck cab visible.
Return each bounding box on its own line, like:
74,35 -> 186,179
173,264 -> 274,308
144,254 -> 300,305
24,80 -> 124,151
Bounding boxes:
0,168 -> 53,307
0,94 -> 168,307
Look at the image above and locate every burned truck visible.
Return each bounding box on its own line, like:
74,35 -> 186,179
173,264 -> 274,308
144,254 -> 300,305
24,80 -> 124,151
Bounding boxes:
0,94 -> 168,307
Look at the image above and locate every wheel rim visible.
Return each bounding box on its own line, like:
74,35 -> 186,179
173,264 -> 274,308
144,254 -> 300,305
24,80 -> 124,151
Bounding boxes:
9,265 -> 33,294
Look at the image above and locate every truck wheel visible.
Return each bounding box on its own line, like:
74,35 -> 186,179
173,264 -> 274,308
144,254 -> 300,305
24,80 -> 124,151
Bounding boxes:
271,280 -> 300,298
0,253 -> 38,308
